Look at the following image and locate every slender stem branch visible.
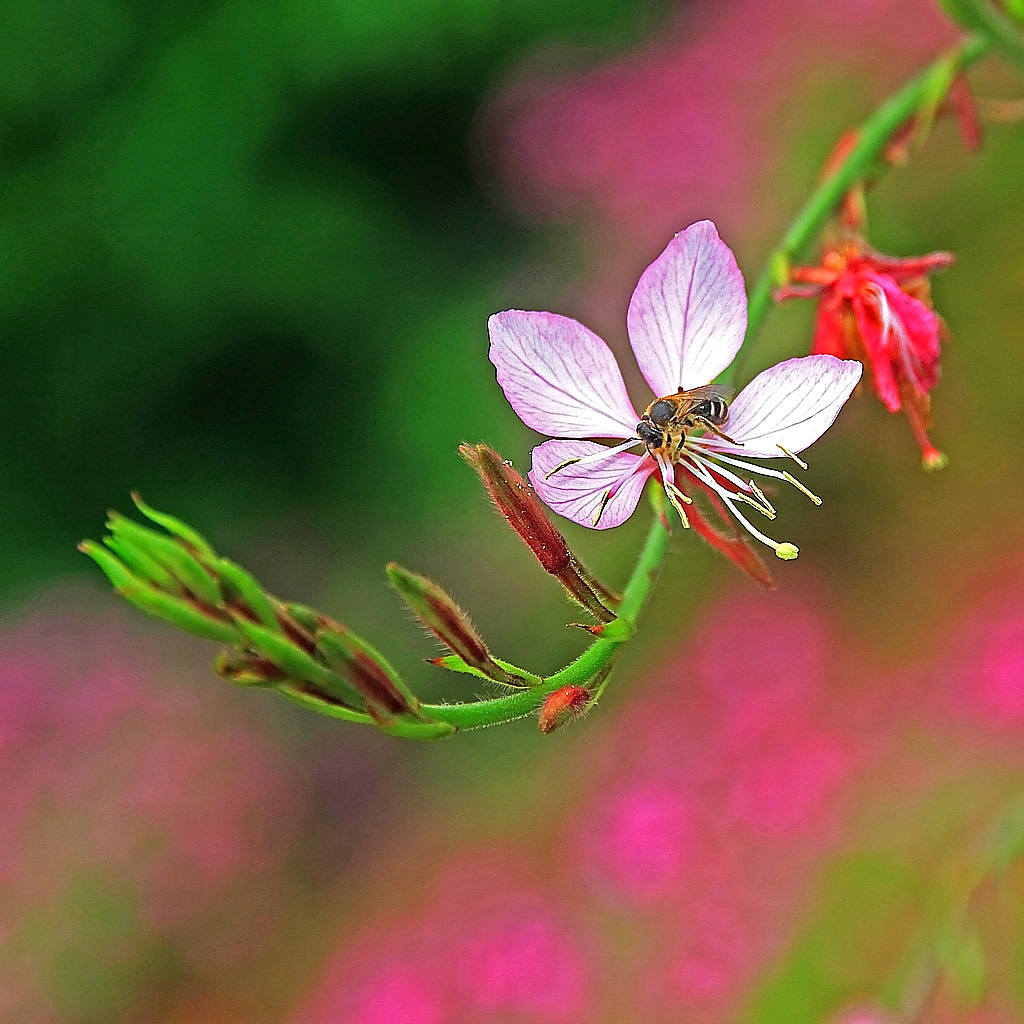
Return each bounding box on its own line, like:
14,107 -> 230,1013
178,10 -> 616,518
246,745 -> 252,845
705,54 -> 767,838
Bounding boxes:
421,502 -> 672,730
739,32 -> 990,364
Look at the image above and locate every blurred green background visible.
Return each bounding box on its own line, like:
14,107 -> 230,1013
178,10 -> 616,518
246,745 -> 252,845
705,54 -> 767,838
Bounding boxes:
4,0 -> 1024,1021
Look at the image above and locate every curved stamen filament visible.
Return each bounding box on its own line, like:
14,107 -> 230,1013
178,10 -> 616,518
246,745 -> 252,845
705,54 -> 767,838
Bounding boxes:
544,437 -> 643,479
683,456 -> 776,521
684,450 -> 778,520
686,442 -> 821,505
654,453 -> 691,528
693,465 -> 798,560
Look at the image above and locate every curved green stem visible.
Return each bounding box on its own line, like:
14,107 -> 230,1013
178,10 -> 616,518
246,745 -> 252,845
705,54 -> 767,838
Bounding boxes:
739,32 -> 990,367
420,495 -> 672,730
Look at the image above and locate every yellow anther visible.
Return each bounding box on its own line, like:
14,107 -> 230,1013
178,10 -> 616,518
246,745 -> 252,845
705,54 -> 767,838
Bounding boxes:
782,471 -> 822,505
776,445 -> 809,470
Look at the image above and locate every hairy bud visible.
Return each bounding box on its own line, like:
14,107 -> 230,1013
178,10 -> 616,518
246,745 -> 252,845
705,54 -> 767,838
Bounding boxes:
386,563 -> 518,685
316,626 -> 416,723
538,685 -> 591,734
460,444 -> 617,622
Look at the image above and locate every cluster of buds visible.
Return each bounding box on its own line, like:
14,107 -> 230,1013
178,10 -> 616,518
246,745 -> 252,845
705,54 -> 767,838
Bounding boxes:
80,495 -> 452,738
82,452 -> 622,738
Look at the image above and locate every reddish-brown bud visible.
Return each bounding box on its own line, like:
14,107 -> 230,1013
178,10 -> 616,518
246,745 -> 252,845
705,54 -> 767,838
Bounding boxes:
460,444 -> 616,622
214,650 -> 286,686
460,443 -> 570,573
538,685 -> 591,734
386,563 -> 516,685
315,627 -> 413,723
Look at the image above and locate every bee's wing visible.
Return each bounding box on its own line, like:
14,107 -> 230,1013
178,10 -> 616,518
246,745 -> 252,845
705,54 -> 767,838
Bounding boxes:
675,383 -> 735,403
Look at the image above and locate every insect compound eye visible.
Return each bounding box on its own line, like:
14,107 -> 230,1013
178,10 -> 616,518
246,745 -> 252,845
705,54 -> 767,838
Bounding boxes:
636,421 -> 662,445
647,400 -> 675,425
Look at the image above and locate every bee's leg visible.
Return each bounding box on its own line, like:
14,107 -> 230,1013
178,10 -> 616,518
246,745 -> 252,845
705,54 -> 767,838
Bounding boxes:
696,418 -> 739,445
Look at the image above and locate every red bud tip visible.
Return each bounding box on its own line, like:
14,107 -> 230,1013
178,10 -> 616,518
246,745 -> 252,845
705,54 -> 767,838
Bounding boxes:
538,685 -> 591,734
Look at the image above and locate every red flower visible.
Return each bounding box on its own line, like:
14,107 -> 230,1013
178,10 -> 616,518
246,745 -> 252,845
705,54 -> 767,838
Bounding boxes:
778,239 -> 953,469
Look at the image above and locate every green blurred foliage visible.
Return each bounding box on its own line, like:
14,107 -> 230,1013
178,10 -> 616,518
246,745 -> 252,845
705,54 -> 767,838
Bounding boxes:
0,0 -> 663,598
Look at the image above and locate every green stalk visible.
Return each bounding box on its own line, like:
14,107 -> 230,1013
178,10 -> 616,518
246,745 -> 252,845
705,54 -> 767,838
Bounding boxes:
420,497 -> 672,730
740,32 -> 990,360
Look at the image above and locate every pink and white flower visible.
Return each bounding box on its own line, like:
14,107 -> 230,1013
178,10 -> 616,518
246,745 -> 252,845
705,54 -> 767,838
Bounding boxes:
488,220 -> 862,560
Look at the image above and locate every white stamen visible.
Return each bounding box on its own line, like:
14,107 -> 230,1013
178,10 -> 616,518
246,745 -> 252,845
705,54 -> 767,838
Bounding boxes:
685,451 -> 776,520
748,480 -> 777,516
654,453 -> 691,529
688,444 -> 818,506
685,449 -> 753,495
544,437 -> 643,479
683,459 -> 796,559
685,443 -> 794,482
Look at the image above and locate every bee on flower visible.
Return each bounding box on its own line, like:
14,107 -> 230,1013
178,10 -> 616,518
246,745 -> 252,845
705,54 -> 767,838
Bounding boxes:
777,236 -> 953,469
488,220 -> 862,568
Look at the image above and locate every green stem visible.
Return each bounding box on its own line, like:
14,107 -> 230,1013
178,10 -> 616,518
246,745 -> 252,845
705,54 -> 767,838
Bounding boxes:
739,32 -> 990,364
420,501 -> 672,730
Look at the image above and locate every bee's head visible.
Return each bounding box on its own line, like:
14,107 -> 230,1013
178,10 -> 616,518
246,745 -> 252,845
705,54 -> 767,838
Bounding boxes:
636,421 -> 662,446
646,399 -> 675,426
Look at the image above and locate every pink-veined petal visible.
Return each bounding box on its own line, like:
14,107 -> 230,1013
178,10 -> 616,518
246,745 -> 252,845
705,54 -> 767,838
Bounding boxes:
702,355 -> 862,458
530,440 -> 653,530
489,311 -> 639,438
626,220 -> 748,396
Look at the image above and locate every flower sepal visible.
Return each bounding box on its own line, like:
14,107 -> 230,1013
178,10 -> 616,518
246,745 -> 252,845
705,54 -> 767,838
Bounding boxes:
427,653 -> 542,689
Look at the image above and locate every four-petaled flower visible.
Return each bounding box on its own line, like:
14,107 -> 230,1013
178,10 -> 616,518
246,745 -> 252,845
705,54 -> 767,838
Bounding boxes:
488,221 -> 862,562
778,237 -> 953,469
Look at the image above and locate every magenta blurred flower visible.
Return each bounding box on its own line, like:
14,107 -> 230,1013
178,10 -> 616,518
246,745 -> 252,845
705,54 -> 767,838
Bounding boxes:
726,718 -> 852,837
943,578 -> 1024,730
590,782 -> 696,903
0,593 -> 301,1019
293,852 -> 592,1024
491,0 -> 955,247
489,220 -> 862,560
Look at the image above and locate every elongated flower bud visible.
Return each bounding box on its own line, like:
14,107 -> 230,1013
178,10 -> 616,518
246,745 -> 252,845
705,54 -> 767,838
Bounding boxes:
460,443 -> 570,571
538,685 -> 591,734
386,563 -> 517,685
315,626 -> 418,724
460,444 -> 616,622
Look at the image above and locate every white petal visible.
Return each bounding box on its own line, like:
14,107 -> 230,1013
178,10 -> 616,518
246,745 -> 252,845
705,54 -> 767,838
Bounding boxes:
489,311 -> 639,438
530,440 -> 653,530
626,220 -> 748,396
703,355 -> 862,458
